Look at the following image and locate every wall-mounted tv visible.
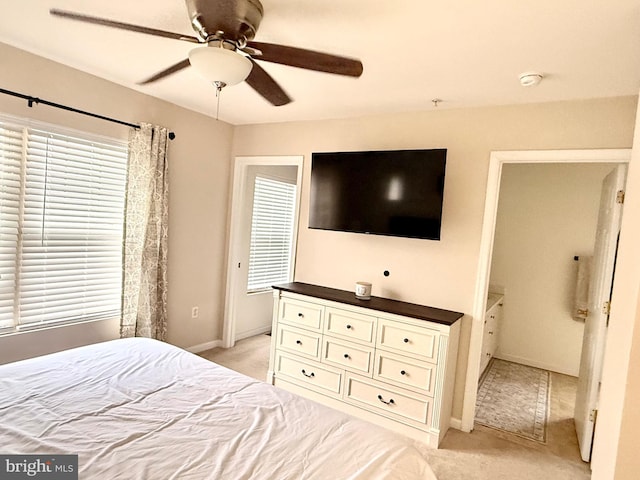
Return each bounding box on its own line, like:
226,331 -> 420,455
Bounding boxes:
309,149 -> 446,240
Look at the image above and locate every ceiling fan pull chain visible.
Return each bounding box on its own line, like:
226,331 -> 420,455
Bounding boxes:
216,87 -> 220,120
214,81 -> 225,120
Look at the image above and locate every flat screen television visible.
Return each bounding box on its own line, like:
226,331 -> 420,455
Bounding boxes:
309,149 -> 446,240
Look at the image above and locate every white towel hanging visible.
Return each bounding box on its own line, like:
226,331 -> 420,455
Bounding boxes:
574,256 -> 592,320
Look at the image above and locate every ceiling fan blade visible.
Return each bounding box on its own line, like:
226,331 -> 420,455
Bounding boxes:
138,59 -> 191,85
246,41 -> 363,77
50,9 -> 201,44
245,59 -> 292,106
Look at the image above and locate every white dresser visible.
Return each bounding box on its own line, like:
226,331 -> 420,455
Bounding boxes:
268,282 -> 463,447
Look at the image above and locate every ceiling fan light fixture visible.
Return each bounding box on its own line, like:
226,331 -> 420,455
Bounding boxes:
188,46 -> 252,86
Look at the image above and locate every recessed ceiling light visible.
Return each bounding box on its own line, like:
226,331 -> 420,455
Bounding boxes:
519,72 -> 544,87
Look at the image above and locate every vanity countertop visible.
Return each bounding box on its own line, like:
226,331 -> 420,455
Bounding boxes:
487,292 -> 504,311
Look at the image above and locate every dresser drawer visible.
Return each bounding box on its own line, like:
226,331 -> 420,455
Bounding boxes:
270,285 -> 462,447
374,350 -> 436,396
324,307 -> 376,345
376,319 -> 439,363
279,298 -> 324,331
277,324 -> 322,359
344,374 -> 431,426
275,352 -> 342,397
322,337 -> 374,375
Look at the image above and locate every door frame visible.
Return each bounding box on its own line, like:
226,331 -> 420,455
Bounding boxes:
461,148 -> 631,432
222,155 -> 304,348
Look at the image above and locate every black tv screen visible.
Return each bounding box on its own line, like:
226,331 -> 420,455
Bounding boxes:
309,149 -> 446,240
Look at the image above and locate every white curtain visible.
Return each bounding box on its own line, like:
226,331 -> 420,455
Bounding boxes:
120,123 -> 169,340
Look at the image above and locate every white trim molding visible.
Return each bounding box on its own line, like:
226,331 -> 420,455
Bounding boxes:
186,340 -> 222,354
449,417 -> 462,431
222,155 -> 304,349
461,148 -> 632,433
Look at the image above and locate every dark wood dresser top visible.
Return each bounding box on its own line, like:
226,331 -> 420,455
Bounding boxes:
273,282 -> 464,326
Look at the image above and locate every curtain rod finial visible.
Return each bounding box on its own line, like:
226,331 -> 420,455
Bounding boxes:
168,132 -> 175,140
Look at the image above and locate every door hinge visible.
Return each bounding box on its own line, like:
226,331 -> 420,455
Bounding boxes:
603,301 -> 611,315
589,409 -> 598,423
616,190 -> 625,204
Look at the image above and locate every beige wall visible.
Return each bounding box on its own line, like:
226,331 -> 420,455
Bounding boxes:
3,39 -> 640,479
612,289 -> 640,478
232,97 -> 637,422
592,94 -> 640,480
0,42 -> 233,362
490,163 -> 615,376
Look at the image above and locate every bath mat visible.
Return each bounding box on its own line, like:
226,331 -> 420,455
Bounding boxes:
475,358 -> 550,443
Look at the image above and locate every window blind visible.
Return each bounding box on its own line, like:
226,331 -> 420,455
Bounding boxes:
0,124 -> 23,330
247,176 -> 296,292
0,115 -> 127,332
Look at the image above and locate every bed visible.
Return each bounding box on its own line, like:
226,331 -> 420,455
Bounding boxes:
0,338 -> 437,479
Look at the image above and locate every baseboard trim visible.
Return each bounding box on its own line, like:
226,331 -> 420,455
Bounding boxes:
186,340 -> 222,354
235,325 -> 271,341
495,353 -> 578,377
449,417 -> 463,431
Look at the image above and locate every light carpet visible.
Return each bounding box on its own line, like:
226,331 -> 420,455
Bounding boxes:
199,334 -> 271,382
475,358 -> 550,443
201,335 -> 590,480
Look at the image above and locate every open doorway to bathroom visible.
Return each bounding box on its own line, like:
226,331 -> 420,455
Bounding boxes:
464,150 -> 630,467
477,162 -> 621,458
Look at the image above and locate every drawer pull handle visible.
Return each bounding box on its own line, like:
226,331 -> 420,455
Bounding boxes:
486,353 -> 491,357
377,394 -> 395,406
301,369 -> 315,378
346,324 -> 352,329
400,370 -> 406,376
296,340 -> 302,345
403,338 -> 409,343
298,312 -> 304,318
344,353 -> 350,359
488,331 -> 494,335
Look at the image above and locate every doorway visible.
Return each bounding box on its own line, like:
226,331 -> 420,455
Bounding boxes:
223,156 -> 303,348
475,162 -> 625,458
487,163 -> 617,377
461,149 -> 631,436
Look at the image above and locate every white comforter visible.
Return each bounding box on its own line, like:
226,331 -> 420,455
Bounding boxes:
0,338 -> 436,479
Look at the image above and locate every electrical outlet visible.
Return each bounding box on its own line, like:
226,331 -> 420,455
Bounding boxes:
191,306 -> 199,319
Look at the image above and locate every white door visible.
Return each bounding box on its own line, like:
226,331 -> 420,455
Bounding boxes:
574,164 -> 626,462
234,167 -> 298,340
223,157 -> 303,348
233,166 -> 271,340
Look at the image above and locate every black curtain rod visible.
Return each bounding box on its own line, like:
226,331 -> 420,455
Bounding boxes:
0,87 -> 175,140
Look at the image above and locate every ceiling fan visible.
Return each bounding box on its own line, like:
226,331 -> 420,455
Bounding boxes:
50,0 -> 364,106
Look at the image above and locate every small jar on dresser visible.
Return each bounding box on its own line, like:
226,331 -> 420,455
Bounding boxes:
267,282 -> 464,448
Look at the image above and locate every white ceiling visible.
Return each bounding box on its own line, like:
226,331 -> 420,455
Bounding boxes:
1,0 -> 639,125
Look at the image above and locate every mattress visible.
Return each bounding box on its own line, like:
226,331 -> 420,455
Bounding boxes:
0,338 -> 436,479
